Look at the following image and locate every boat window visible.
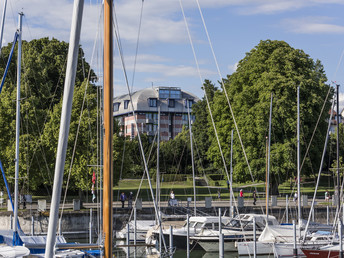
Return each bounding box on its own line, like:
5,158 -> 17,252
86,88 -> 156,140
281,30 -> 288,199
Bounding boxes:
203,223 -> 214,230
194,223 -> 203,229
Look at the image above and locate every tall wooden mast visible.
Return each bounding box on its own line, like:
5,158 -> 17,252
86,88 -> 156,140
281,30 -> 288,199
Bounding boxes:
103,0 -> 113,257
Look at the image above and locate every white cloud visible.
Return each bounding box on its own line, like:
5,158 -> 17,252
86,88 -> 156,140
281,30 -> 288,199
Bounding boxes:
281,17 -> 344,34
228,62 -> 238,73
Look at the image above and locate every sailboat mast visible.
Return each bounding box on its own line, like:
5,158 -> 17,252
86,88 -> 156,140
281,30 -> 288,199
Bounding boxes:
335,84 -> 343,258
156,102 -> 160,211
103,0 -> 113,256
266,93 -> 273,220
0,0 -> 7,53
45,1 -> 84,256
187,100 -> 197,215
297,86 -> 301,230
13,11 -> 23,237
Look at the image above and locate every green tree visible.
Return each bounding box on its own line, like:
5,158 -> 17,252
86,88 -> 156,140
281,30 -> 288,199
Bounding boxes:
208,40 -> 331,190
192,80 -> 219,172
0,37 -> 96,193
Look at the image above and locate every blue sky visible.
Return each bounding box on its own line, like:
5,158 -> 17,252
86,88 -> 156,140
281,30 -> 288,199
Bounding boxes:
3,0 -> 344,107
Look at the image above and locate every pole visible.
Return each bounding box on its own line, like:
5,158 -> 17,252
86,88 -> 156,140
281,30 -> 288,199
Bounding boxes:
219,208 -> 224,258
297,86 -> 301,233
126,223 -> 130,258
169,226 -> 173,258
156,101 -> 160,212
327,205 -> 329,225
103,0 -> 114,256
266,93 -> 273,221
187,100 -> 197,216
45,1 -> 84,256
286,194 -> 289,224
134,207 -> 137,245
335,84 -> 343,258
253,217 -> 257,258
187,214 -> 190,258
89,208 -> 92,243
31,216 -> 34,236
230,129 -> 234,217
293,220 -> 297,258
13,12 -> 23,244
0,0 -> 7,54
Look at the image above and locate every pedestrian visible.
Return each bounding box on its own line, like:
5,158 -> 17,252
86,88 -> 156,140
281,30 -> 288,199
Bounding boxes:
293,192 -> 298,202
218,189 -> 221,200
120,192 -> 126,208
240,189 -> 243,198
170,190 -> 175,200
128,192 -> 133,208
227,180 -> 230,190
325,190 -> 329,201
253,190 -> 257,205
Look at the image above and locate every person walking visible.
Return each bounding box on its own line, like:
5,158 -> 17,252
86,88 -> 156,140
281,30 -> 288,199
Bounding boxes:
240,189 -> 243,198
253,190 -> 257,205
120,192 -> 126,208
325,190 -> 329,201
128,192 -> 133,208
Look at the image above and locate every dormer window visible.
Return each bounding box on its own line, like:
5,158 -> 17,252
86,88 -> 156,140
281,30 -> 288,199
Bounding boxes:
124,100 -> 130,109
114,102 -> 120,112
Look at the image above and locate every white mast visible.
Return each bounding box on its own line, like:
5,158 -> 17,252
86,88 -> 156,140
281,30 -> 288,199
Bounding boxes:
297,86 -> 301,231
266,93 -> 273,221
0,0 -> 7,53
187,99 -> 197,215
45,1 -> 84,256
13,12 -> 23,240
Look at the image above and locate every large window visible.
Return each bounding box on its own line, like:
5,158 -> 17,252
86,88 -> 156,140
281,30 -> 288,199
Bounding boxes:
149,98 -> 157,107
185,99 -> 194,108
158,88 -> 181,99
114,102 -> 120,111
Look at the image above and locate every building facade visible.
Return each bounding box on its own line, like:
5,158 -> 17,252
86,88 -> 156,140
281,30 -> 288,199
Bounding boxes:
113,87 -> 199,141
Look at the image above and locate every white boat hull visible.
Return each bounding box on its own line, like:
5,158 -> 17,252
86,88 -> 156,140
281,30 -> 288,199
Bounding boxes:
236,241 -> 274,255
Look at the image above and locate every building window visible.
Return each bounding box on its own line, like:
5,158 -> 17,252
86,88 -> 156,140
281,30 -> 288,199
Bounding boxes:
182,114 -> 188,121
146,113 -> 153,120
168,99 -> 175,108
185,99 -> 194,108
124,100 -> 130,109
149,98 -> 157,107
114,102 -> 120,111
148,124 -> 153,132
153,113 -> 158,121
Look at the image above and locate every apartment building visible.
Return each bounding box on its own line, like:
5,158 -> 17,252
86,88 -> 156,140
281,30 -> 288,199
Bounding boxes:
113,87 -> 199,141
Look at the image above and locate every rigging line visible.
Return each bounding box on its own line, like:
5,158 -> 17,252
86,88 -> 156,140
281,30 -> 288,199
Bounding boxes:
179,0 -> 262,219
128,130 -> 158,222
130,0 -> 144,92
113,11 -> 168,253
26,56 -> 70,191
195,0 -> 257,189
60,21 -> 101,217
119,134 -> 126,180
300,86 -> 331,172
302,97 -> 335,239
333,48 -> 344,81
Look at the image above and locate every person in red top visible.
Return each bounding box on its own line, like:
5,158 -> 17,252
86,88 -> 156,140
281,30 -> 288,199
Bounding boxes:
240,189 -> 243,197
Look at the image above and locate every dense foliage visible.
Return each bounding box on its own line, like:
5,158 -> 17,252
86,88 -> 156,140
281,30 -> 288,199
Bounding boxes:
192,40 -> 332,192
0,37 -> 97,195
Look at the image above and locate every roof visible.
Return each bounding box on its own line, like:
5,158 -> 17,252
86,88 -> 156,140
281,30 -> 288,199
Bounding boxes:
113,86 -> 199,116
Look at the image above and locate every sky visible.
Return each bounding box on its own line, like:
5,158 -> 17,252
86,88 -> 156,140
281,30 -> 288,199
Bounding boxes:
3,0 -> 344,108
